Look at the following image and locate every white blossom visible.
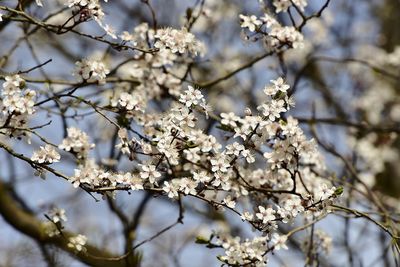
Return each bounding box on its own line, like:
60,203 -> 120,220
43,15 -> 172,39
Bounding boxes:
239,14 -> 262,32
256,206 -> 276,224
73,58 -> 109,84
257,99 -> 287,121
221,112 -> 240,128
270,26 -> 304,49
65,0 -> 105,19
261,13 -> 279,28
210,157 -> 230,173
264,77 -> 290,96
192,171 -> 212,183
240,211 -> 254,221
1,75 -> 36,116
154,27 -> 206,56
179,86 -> 205,107
59,127 -> 95,158
31,145 -> 60,164
223,195 -> 236,209
271,233 -> 288,250
139,164 -> 161,184
162,181 -> 179,199
314,183 -> 336,201
48,207 -> 67,223
273,0 -> 292,13
67,234 -> 87,252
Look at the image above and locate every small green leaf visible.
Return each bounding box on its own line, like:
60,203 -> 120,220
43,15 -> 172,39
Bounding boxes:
334,186 -> 344,196
195,236 -> 209,244
185,142 -> 198,149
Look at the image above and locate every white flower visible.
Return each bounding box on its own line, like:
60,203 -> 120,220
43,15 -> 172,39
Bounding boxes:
65,0 -> 105,19
282,197 -> 304,218
217,235 -> 268,265
69,160 -> 110,188
264,77 -> 290,95
154,27 -> 206,56
281,116 -> 300,136
73,58 -> 109,84
179,86 -> 204,107
210,157 -> 230,173
173,107 -> 197,128
68,234 -> 87,252
241,149 -> 255,163
272,0 -> 292,13
192,171 -> 212,183
221,112 -> 240,128
221,112 -> 239,128
200,135 -> 221,152
139,164 -> 161,184
256,206 -> 276,224
223,195 -> 236,209
31,144 -> 60,164
270,26 -> 304,49
257,99 -> 286,121
119,31 -> 138,45
1,75 -> 36,116
162,181 -> 179,198
226,142 -> 244,157
261,13 -> 279,28
240,211 -> 254,221
314,184 -> 336,201
2,75 -> 24,95
2,90 -> 36,115
239,14 -> 262,32
118,92 -> 141,111
130,176 -> 144,191
271,233 -> 288,250
178,178 -> 197,195
44,222 -> 59,237
48,208 -> 67,223
59,127 -> 95,158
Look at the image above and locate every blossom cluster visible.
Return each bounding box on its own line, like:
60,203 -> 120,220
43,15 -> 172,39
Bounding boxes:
73,58 -> 110,84
0,1 -> 353,265
48,207 -> 67,223
208,231 -> 290,266
31,144 -> 61,164
59,127 -> 95,158
62,77 -> 338,264
1,75 -> 36,115
107,22 -> 202,119
65,0 -> 107,19
65,0 -> 117,38
67,234 -> 87,252
216,235 -> 269,266
69,159 -> 143,191
0,65 -> 338,266
0,75 -> 36,139
154,27 -> 206,56
272,0 -> 308,13
239,13 -> 304,49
